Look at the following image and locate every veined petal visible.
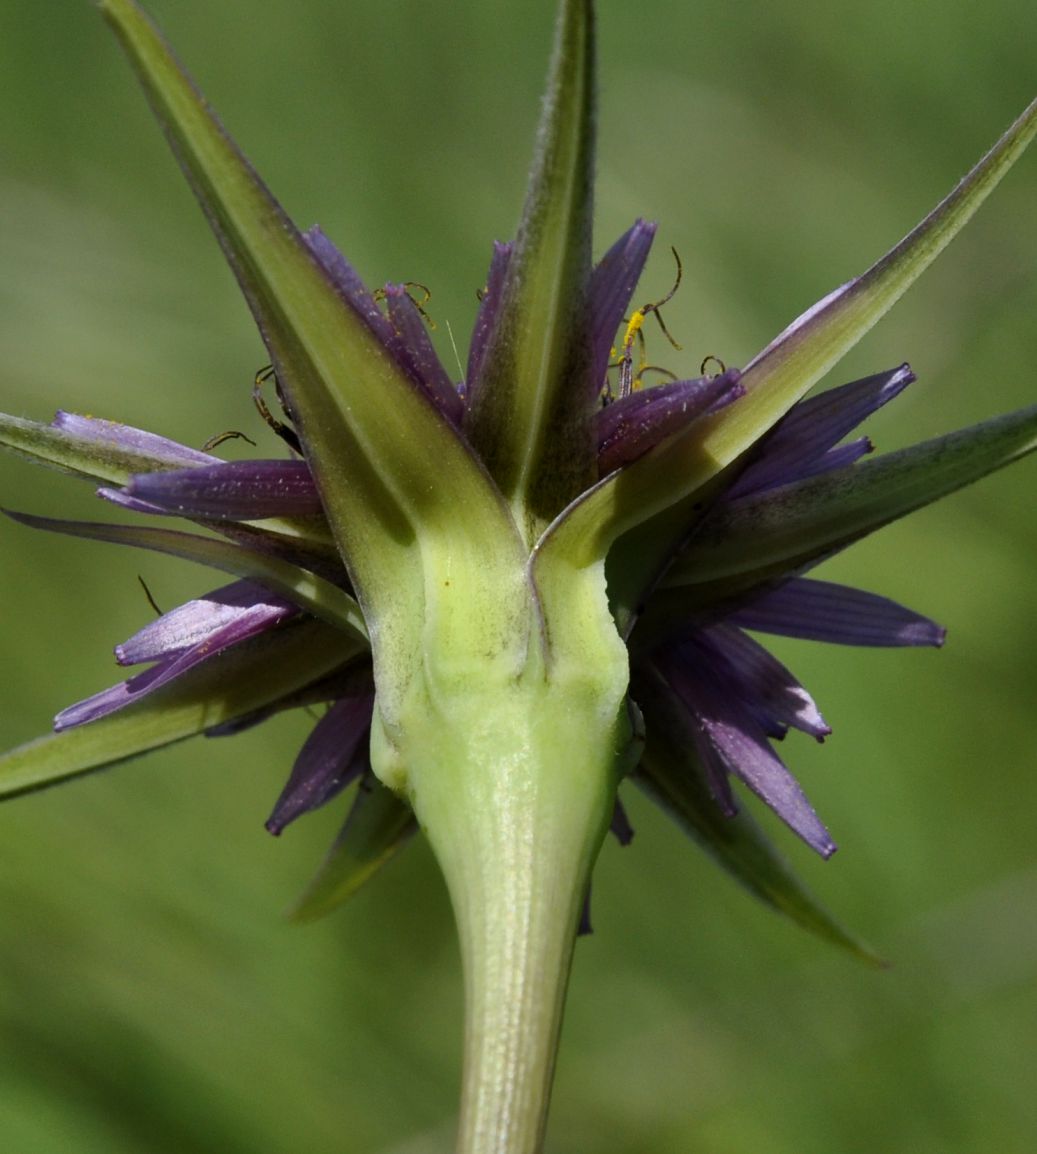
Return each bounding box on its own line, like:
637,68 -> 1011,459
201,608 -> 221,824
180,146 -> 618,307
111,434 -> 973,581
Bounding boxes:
588,220 -> 656,399
728,578 -> 946,647
596,370 -> 743,475
631,665 -> 880,962
121,459 -> 323,520
661,656 -> 835,857
381,284 -> 464,425
287,777 -> 417,923
116,579 -> 297,665
727,365 -> 913,497
4,510 -> 367,640
0,619 -> 357,800
465,242 -> 513,400
266,694 -> 374,834
58,600 -> 318,730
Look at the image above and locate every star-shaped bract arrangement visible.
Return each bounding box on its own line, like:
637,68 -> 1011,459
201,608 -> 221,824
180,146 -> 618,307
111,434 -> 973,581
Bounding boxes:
1,2 -> 1035,1151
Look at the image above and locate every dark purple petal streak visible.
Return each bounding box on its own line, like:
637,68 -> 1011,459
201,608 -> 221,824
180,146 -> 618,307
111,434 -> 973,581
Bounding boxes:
596,368 -> 743,475
119,460 -> 323,520
265,694 -> 375,834
730,578 -> 946,647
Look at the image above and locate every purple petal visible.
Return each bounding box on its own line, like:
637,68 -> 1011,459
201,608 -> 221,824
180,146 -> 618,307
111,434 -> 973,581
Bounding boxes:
588,220 -> 657,399
664,657 -> 835,857
303,226 -> 395,344
728,365 -> 914,498
52,412 -> 219,468
56,601 -> 300,731
596,369 -> 743,475
305,227 -> 466,424
654,657 -> 747,816
465,241 -> 513,402
381,283 -> 464,425
578,886 -> 593,936
265,695 -> 374,834
119,460 -> 323,520
610,797 -> 635,846
688,726 -> 740,817
54,666 -> 170,731
729,578 -> 946,647
800,437 -> 874,478
116,580 -> 298,665
700,709 -> 835,857
688,626 -> 830,741
97,488 -> 173,516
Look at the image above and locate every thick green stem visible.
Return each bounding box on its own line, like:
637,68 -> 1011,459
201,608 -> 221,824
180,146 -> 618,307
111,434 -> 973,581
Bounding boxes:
374,662 -> 628,1154
435,756 -> 608,1154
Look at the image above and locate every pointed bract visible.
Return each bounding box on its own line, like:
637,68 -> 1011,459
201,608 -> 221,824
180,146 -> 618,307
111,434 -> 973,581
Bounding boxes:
287,779 -> 417,923
463,0 -> 597,535
99,0 -> 526,728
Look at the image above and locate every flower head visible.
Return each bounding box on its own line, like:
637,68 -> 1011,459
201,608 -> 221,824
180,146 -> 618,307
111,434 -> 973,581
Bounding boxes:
1,0 -> 1035,1150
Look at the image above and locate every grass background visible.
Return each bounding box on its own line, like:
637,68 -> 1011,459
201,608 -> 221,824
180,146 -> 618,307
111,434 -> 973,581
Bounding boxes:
1,1 -> 1035,1151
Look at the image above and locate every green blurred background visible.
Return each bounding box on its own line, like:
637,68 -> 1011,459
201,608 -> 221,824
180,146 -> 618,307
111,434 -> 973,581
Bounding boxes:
1,1 -> 1035,1151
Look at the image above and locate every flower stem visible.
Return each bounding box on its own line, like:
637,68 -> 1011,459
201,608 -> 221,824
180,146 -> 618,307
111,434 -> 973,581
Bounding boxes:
379,672 -> 626,1154
444,768 -> 601,1154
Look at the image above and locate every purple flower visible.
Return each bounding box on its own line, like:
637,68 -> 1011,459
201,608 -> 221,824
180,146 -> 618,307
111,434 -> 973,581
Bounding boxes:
0,224 -> 743,852
0,230 -> 1018,885
0,2 -> 1035,1147
627,365 -> 944,857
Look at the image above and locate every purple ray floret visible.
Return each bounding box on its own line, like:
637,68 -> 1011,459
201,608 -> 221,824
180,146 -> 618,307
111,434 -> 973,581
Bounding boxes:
632,359 -> 948,856
52,411 -> 220,469
119,459 -> 323,520
305,226 -> 464,424
56,598 -> 301,731
688,626 -> 830,741
596,368 -> 743,475
730,578 -> 946,647
587,220 -> 656,399
265,694 -> 375,835
466,242 -> 513,399
728,364 -> 914,498
381,283 -> 464,425
661,651 -> 836,857
609,797 -> 635,846
803,438 -> 873,477
304,225 -> 396,345
116,579 -> 297,665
